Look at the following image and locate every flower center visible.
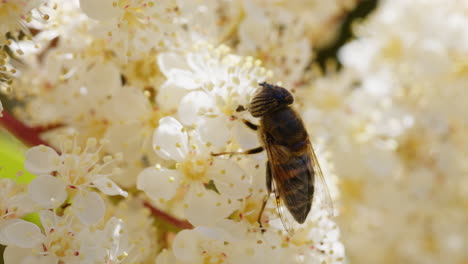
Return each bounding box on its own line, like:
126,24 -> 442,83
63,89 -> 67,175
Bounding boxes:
182,155 -> 208,182
47,229 -> 76,257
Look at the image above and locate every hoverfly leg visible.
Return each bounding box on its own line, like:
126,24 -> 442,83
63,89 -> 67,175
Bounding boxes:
242,119 -> 259,131
258,161 -> 273,233
236,105 -> 246,112
211,146 -> 264,156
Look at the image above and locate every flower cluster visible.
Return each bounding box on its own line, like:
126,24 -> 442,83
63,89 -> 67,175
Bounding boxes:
296,0 -> 468,263
2,0 -> 466,263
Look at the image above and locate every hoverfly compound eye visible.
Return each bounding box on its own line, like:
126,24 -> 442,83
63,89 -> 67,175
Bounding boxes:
249,82 -> 294,117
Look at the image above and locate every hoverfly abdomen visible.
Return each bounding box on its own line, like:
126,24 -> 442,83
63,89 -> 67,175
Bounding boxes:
275,154 -> 314,223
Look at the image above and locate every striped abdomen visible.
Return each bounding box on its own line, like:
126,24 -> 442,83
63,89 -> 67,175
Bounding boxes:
273,153 -> 314,223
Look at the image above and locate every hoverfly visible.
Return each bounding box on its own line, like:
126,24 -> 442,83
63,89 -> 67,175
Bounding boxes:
213,82 -> 332,233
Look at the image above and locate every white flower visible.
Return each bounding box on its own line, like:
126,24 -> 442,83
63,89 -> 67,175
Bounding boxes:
138,116 -> 250,226
159,219 -> 345,264
157,44 -> 271,147
104,195 -> 158,263
237,1 -> 312,88
0,179 -> 35,245
24,138 -> 126,224
78,217 -> 131,264
1,210 -> 133,264
79,0 -> 180,61
1,211 -> 78,263
0,0 -> 44,45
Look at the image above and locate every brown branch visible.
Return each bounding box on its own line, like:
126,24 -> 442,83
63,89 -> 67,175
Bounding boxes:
30,122 -> 64,134
143,201 -> 193,230
0,110 -> 52,147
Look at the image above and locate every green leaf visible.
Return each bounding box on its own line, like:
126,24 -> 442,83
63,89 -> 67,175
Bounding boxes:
0,129 -> 35,183
23,212 -> 42,228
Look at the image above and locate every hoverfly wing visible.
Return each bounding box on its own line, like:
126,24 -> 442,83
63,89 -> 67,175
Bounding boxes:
263,136 -> 312,234
271,179 -> 300,235
307,142 -> 334,218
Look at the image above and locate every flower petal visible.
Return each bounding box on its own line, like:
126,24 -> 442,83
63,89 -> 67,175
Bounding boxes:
156,249 -> 178,264
156,81 -> 190,112
137,167 -> 181,202
184,187 -> 239,226
178,91 -> 215,126
24,145 -> 59,175
2,220 -> 44,248
84,63 -> 121,98
208,158 -> 251,199
232,119 -> 261,150
79,0 -> 119,21
172,229 -> 202,262
92,177 -> 128,197
198,117 -> 230,147
28,175 -> 67,209
166,69 -> 199,90
4,245 -> 59,264
158,52 -> 188,76
72,191 -> 105,225
153,117 -> 188,162
39,210 -> 57,234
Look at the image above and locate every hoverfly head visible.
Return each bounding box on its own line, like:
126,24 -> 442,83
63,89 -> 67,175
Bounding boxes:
249,82 -> 294,117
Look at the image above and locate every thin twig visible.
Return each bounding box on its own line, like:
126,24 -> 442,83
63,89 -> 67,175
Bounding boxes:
143,201 -> 193,230
0,111 -> 51,147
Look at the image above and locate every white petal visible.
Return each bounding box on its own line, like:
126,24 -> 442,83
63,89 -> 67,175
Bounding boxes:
2,220 -> 44,248
195,226 -> 230,241
103,217 -> 126,259
178,91 -> 215,126
167,69 -> 199,90
79,0 -> 119,20
28,175 -> 67,209
93,177 -> 128,197
156,81 -> 189,112
39,210 -> 57,234
156,249 -> 178,264
208,159 -> 251,199
157,52 -> 188,76
172,229 -> 201,262
137,167 -> 181,202
24,145 -> 59,174
0,219 -> 22,245
8,193 -> 36,215
72,191 -> 105,225
85,63 -> 121,98
153,117 -> 188,162
198,117 -> 230,147
232,119 -> 261,150
4,246 -> 59,264
184,187 -> 239,226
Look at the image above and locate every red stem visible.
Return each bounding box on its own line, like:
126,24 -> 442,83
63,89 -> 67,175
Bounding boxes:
0,111 -> 51,147
30,123 -> 64,134
143,201 -> 193,229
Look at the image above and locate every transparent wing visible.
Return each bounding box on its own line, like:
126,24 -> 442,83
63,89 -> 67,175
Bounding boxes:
271,179 -> 300,235
263,136 -> 309,235
308,143 -> 334,218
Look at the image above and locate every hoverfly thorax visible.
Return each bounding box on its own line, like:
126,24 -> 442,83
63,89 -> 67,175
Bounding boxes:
249,82 -> 294,117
